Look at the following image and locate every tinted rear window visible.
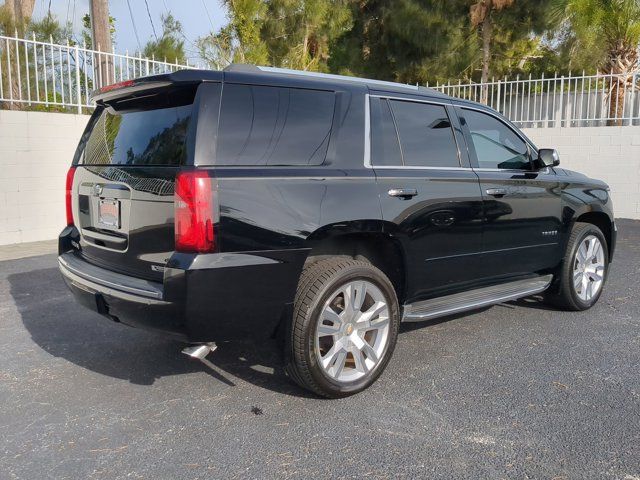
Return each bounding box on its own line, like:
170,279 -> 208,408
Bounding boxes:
216,84 -> 335,166
80,94 -> 193,166
370,97 -> 403,166
388,99 -> 459,168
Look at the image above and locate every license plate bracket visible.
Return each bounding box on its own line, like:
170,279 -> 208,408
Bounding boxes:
98,199 -> 120,229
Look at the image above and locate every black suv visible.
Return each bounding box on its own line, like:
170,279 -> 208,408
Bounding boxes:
59,66 -> 616,397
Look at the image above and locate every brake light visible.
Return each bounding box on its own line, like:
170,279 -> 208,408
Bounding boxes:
65,166 -> 77,226
174,171 -> 215,253
99,79 -> 136,93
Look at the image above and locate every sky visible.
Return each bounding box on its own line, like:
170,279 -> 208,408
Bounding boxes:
30,0 -> 228,63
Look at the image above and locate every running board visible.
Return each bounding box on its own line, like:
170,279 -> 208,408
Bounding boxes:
402,275 -> 553,322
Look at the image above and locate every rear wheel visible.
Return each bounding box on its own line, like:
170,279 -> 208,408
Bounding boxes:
548,222 -> 609,311
285,258 -> 400,398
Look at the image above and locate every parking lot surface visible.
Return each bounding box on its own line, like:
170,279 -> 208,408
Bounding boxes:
1,221 -> 639,479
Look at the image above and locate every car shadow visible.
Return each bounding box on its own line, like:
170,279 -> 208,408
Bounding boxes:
506,294 -> 559,311
9,266 -> 314,398
10,265 -> 553,397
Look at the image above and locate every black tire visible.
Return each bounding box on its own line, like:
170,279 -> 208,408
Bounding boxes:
546,222 -> 609,311
284,258 -> 400,398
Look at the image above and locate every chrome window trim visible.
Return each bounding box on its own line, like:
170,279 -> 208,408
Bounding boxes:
364,94 -> 472,172
364,93 -> 371,168
371,93 -> 451,107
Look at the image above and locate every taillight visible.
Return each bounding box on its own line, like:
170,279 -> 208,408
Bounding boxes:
65,166 -> 77,226
174,171 -> 215,253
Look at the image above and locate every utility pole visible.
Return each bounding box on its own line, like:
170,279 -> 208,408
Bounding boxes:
89,0 -> 114,87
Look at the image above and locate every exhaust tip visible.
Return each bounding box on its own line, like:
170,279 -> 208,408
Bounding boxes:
182,343 -> 217,360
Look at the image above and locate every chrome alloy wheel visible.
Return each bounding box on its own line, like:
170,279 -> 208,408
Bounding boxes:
573,234 -> 606,302
314,280 -> 391,383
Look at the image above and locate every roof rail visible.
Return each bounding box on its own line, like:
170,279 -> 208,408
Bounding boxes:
223,64 -> 260,73
223,64 -> 419,91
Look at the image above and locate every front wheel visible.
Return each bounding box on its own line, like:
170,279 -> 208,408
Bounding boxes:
285,258 -> 400,398
547,222 -> 609,311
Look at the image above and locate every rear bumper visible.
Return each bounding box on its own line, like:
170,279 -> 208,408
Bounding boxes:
58,247 -> 308,341
59,253 -> 186,338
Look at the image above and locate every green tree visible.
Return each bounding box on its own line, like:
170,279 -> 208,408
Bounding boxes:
330,1 -> 476,84
142,14 -> 186,63
197,24 -> 237,69
261,0 -> 353,71
198,0 -> 352,72
553,0 -> 640,121
469,1 -> 561,101
197,0 -> 269,67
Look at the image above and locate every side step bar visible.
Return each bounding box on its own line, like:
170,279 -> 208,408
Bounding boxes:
402,275 -> 553,322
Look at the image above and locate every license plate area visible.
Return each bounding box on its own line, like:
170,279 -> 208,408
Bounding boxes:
98,199 -> 120,229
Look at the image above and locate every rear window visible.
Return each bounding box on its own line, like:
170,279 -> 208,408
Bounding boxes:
80,92 -> 193,166
216,84 -> 335,166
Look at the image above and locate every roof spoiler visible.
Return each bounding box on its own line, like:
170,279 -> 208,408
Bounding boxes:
90,69 -> 223,104
91,79 -> 174,103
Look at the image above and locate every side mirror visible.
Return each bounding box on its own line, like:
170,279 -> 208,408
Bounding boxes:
537,148 -> 560,168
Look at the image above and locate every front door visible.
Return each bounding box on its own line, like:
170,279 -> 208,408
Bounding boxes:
369,94 -> 485,302
455,106 -> 563,279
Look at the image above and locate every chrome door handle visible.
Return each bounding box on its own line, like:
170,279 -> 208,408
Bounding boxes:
486,188 -> 507,197
388,188 -> 418,199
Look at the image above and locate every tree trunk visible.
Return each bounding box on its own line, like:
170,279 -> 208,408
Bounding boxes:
14,0 -> 36,33
480,8 -> 492,104
608,80 -> 625,126
606,41 -> 639,126
90,0 -> 114,87
302,24 -> 309,71
3,1 -> 35,110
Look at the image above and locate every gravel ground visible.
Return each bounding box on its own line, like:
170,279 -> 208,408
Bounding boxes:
1,220 -> 639,479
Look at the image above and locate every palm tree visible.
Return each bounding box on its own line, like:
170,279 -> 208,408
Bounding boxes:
555,0 -> 640,124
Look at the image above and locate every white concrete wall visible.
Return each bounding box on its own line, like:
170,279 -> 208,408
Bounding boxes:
0,110 -> 90,246
0,112 -> 638,246
522,126 -> 640,220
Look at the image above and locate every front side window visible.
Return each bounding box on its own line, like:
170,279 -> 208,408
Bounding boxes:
461,108 -> 530,170
216,84 -> 335,166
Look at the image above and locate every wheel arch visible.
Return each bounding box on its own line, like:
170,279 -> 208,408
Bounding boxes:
304,228 -> 407,304
574,211 -> 614,261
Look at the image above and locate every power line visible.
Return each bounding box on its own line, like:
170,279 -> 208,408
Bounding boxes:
125,0 -> 142,51
144,0 -> 158,41
201,0 -> 215,31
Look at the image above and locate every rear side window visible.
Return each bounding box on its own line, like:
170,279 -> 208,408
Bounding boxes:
460,108 -> 530,170
81,91 -> 193,166
370,97 -> 402,166
388,99 -> 459,168
216,84 -> 335,166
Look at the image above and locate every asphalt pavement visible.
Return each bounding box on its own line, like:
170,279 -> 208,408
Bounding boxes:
1,221 -> 639,479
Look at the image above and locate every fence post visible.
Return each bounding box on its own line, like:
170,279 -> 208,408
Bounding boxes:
75,43 -> 82,113
631,73 -> 638,126
558,76 -> 565,128
496,78 -> 501,114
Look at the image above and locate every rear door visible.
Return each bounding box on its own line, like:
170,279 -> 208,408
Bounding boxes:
455,106 -> 563,278
71,84 -> 201,281
369,94 -> 485,302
